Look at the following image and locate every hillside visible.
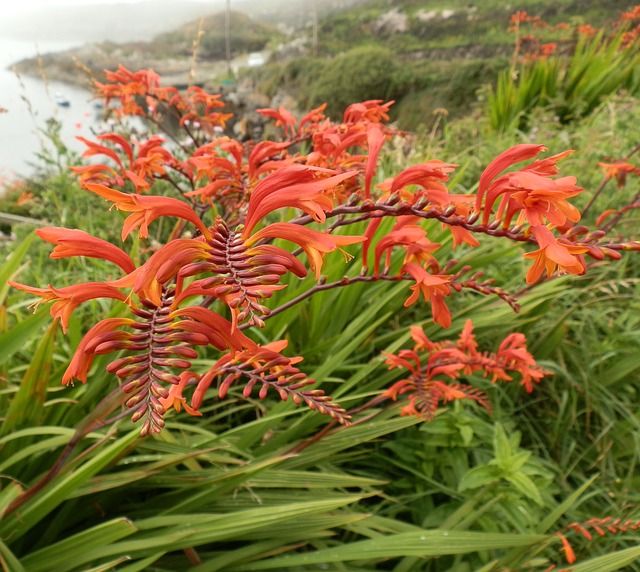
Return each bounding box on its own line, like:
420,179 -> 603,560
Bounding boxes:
249,0 -> 638,126
8,0 -> 638,128
9,10 -> 277,89
152,11 -> 278,61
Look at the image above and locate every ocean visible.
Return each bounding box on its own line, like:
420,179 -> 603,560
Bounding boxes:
0,39 -> 100,180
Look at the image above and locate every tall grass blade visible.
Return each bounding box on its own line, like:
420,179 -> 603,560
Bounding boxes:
0,308 -> 50,367
0,231 -> 36,305
0,538 -> 26,572
21,518 -> 138,572
0,319 -> 58,436
566,545 -> 640,572
232,530 -> 547,569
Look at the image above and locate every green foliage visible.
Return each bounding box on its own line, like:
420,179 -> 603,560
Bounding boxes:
3,13 -> 640,569
152,11 -> 277,60
307,45 -> 404,118
488,30 -> 640,131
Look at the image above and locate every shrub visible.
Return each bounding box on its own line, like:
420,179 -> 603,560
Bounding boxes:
308,45 -> 404,118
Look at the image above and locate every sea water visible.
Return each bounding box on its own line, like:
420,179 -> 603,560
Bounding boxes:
0,38 -> 100,179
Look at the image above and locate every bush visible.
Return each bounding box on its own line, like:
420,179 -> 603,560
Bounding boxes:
308,45 -> 404,118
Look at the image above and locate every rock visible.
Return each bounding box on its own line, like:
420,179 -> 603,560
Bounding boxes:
373,9 -> 408,36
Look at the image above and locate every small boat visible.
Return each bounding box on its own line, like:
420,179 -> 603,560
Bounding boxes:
54,92 -> 70,107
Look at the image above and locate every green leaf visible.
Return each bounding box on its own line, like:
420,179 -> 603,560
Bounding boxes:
0,230 -> 37,306
459,466 -> 500,491
80,556 -> 133,572
0,308 -> 50,367
508,451 -> 532,472
0,319 -> 58,436
492,423 -> 512,470
0,482 -> 23,520
232,530 -> 548,570
567,545 -> 640,572
0,538 -> 26,572
459,424 -> 474,446
504,472 -> 543,506
114,554 -> 165,572
0,429 -> 139,541
21,518 -> 138,572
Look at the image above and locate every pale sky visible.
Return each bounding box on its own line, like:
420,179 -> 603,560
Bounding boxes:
7,0 -> 231,17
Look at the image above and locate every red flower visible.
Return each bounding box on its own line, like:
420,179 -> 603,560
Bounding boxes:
524,226 -> 588,284
476,144 -> 547,219
247,223 -> 365,279
8,282 -> 128,333
402,263 -> 453,328
159,371 -> 202,416
36,227 -> 135,274
372,219 -> 440,274
62,318 -> 136,384
86,183 -> 211,241
242,166 -> 357,236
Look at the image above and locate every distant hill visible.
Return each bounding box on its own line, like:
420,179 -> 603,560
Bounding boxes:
0,1 -> 224,43
152,10 -> 278,61
0,0 -> 365,45
9,8 -> 278,88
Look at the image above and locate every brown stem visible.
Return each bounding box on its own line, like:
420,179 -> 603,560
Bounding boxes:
257,274 -> 404,324
600,189 -> 640,234
581,176 -> 611,219
289,202 -> 539,245
285,395 -> 391,455
583,144 -> 640,219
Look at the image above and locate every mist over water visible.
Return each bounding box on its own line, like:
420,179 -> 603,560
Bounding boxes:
0,0 -> 350,178
0,39 -> 100,179
0,0 -> 218,179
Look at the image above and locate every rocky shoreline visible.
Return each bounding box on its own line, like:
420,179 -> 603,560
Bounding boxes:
9,42 -> 232,91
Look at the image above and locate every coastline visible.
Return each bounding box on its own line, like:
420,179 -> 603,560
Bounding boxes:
9,42 -> 231,90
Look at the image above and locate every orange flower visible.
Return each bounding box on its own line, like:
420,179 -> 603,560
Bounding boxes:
8,281 -> 128,333
364,125 -> 386,198
298,103 -> 327,133
247,223 -> 365,279
523,226 -> 588,284
36,227 -> 136,274
343,100 -> 393,123
479,146 -> 580,228
557,533 -> 576,565
383,347 -> 487,420
256,105 -> 297,137
63,317 -> 136,384
495,171 -> 583,228
497,332 -> 548,392
242,166 -> 357,236
381,160 -> 459,201
85,183 -> 211,241
95,66 -> 169,116
449,226 -> 480,249
598,161 -> 640,188
402,263 -> 452,328
476,144 -> 547,218
540,42 -> 557,57
382,320 -> 549,420
372,219 -> 440,273
159,371 -> 202,416
131,238 -> 210,305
